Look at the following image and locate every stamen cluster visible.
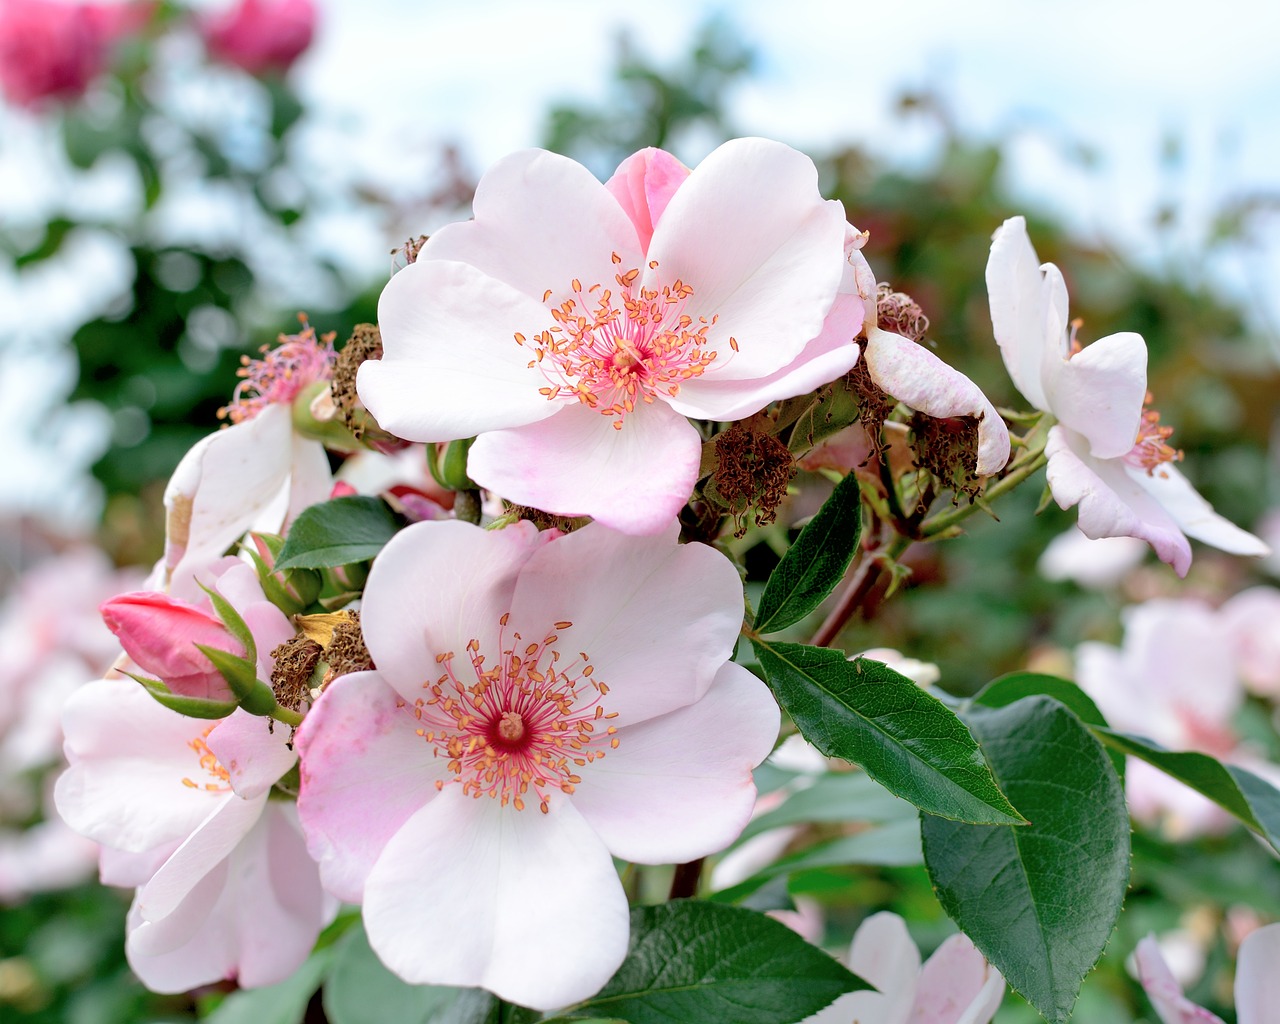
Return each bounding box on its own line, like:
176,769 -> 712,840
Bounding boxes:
1125,391 -> 1183,473
219,317 -> 337,424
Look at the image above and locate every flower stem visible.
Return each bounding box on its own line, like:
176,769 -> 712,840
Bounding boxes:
454,488 -> 483,525
808,535 -> 911,649
669,857 -> 704,900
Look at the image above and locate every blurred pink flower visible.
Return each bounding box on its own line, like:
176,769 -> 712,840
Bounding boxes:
0,0 -> 146,108
201,0 -> 316,76
1219,587 -> 1280,697
1135,923 -> 1280,1024
360,138 -> 857,534
296,519 -> 778,1008
987,216 -> 1267,576
804,911 -> 1004,1024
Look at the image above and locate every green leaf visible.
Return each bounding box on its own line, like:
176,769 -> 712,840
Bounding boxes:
740,769 -> 916,842
323,924 -> 479,1024
752,640 -> 1024,824
753,469 -> 861,634
713,818 -> 922,904
133,675 -> 237,720
922,696 -> 1130,1024
274,496 -> 402,572
205,945 -> 333,1024
563,901 -> 865,1024
972,671 -> 1124,778
1094,728 -> 1280,854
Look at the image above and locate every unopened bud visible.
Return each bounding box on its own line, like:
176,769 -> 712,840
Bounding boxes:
248,533 -> 323,615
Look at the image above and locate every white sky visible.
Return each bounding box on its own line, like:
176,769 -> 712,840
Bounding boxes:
3,0 -> 1279,527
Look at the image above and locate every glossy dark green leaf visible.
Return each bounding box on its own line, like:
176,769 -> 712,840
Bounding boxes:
563,901 -> 865,1023
1095,728 -> 1280,854
323,924 -> 476,1024
972,671 -> 1123,778
205,945 -> 333,1024
753,469 -> 862,634
922,696 -> 1129,1024
752,640 -> 1024,824
274,496 -> 402,571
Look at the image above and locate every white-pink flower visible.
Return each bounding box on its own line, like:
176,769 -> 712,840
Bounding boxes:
1135,923 -> 1280,1024
804,911 -> 1004,1024
295,518 -> 779,1009
987,216 -> 1267,576
359,139 -> 859,535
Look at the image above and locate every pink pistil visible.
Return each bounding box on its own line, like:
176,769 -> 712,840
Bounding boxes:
219,316 -> 336,424
397,613 -> 618,813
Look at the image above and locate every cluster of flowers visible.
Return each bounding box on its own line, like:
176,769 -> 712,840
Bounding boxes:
0,0 -> 315,109
51,137 -> 1269,1015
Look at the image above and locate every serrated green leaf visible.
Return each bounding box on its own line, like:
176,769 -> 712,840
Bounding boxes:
972,671 -> 1123,778
922,696 -> 1130,1024
752,640 -> 1024,824
323,923 -> 477,1024
713,818 -> 922,904
274,496 -> 402,572
563,901 -> 866,1024
205,945 -> 333,1024
134,675 -> 238,720
1094,728 -> 1280,854
753,470 -> 862,634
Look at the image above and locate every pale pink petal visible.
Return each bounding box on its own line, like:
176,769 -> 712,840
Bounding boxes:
644,138 -> 848,380
56,679 -> 229,852
295,670 -> 449,902
1235,921 -> 1280,1024
604,147 -> 690,252
467,400 -> 702,535
1045,426 -> 1192,576
805,911 -> 919,1024
863,327 -> 1011,475
986,216 -> 1052,411
710,826 -> 803,891
571,662 -> 778,863
507,522 -> 745,725
358,520 -> 547,700
363,788 -> 630,1011
136,793 -> 267,921
1220,588 -> 1280,696
1134,935 -> 1225,1024
101,844 -> 175,888
1044,330 -> 1147,459
1037,528 -> 1147,588
126,864 -> 232,993
363,260 -> 564,440
285,434 -> 333,525
911,933 -> 1004,1024
206,711 -> 296,801
1131,461 -> 1270,557
669,289 -> 862,422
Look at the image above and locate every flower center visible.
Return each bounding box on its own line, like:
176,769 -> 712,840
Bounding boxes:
1124,391 -> 1183,474
514,254 -> 725,429
219,316 -> 336,424
180,728 -> 232,793
399,614 -> 618,813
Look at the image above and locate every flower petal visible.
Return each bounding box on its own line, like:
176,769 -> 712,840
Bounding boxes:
1132,461 -> 1270,557
805,911 -> 919,1024
363,260 -> 565,441
863,327 -> 1011,475
507,522 -> 745,726
420,148 -> 644,304
570,661 -> 778,863
986,216 -> 1053,412
1134,934 -> 1225,1024
911,933 -> 1004,1024
604,147 -> 690,253
1044,330 -> 1147,459
206,711 -> 296,801
1235,922 -> 1280,1024
645,138 -> 847,380
358,520 -> 547,700
1045,426 -> 1192,576
467,401 -> 702,535
362,788 -> 629,1011
295,670 -> 449,902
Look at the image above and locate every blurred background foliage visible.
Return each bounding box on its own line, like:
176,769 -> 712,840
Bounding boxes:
3,9 -> 1277,1024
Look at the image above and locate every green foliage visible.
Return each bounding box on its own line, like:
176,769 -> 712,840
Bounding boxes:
274,497 -> 403,572
922,697 -> 1130,1023
203,946 -> 332,1024
559,901 -> 866,1023
752,639 -> 1025,824
753,469 -> 862,635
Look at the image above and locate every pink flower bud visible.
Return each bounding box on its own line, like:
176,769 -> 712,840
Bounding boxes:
100,592 -> 245,702
201,0 -> 316,76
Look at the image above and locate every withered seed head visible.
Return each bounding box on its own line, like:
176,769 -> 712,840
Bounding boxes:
326,611 -> 376,682
504,504 -> 588,533
713,422 -> 796,537
844,349 -> 897,464
876,282 -> 929,343
270,634 -> 324,712
331,324 -> 383,436
910,412 -> 982,500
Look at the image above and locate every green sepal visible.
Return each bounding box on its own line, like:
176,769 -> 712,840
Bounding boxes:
129,673 -> 238,720
246,540 -> 322,616
196,580 -> 257,664
195,644 -> 277,717
429,436 -> 476,492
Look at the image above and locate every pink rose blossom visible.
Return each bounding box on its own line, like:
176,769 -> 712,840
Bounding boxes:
1219,587 -> 1280,697
1135,923 -> 1280,1024
987,216 -> 1267,576
296,519 -> 779,1008
360,138 -> 860,534
804,911 -> 1004,1024
201,0 -> 315,76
